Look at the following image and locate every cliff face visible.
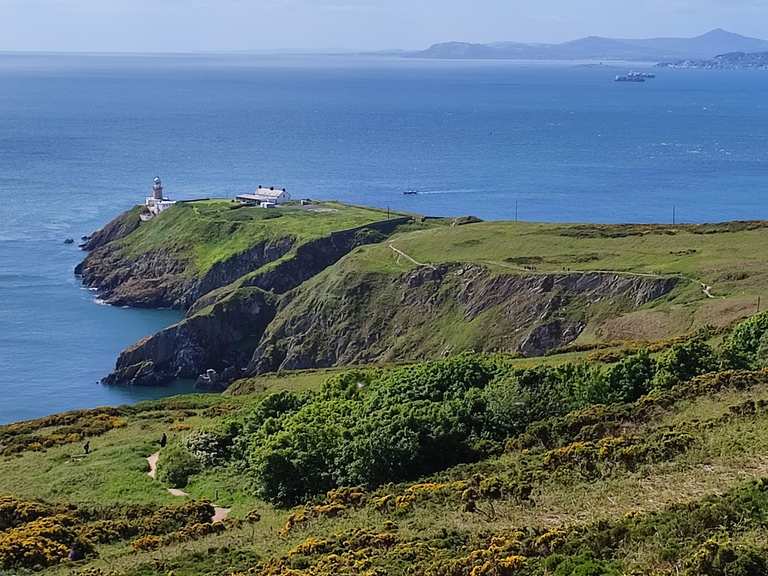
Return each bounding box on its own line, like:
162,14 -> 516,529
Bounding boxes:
247,265 -> 678,374
77,237 -> 294,309
103,288 -> 276,388
93,214 -> 414,387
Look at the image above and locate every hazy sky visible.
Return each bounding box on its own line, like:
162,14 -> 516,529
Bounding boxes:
2,0 -> 768,52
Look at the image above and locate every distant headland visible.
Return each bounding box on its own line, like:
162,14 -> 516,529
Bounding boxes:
658,51 -> 768,70
402,29 -> 768,62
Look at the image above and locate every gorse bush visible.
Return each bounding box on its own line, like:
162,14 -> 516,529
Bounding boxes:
0,497 -> 217,570
228,315 -> 766,507
683,539 -> 768,576
157,444 -> 201,489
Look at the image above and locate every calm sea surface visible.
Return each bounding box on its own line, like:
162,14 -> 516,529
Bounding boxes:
1,54 -> 767,423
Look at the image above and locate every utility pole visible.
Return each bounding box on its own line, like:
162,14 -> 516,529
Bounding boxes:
515,200 -> 519,223
672,205 -> 677,225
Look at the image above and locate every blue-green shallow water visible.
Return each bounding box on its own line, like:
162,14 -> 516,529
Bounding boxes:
1,53 -> 767,423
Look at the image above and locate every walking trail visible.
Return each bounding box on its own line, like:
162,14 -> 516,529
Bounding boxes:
147,451 -> 230,523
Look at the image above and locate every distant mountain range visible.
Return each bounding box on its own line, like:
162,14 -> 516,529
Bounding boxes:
408,29 -> 768,62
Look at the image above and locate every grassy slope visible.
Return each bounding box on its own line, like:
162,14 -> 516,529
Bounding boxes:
339,220 -> 768,342
118,200 -> 393,274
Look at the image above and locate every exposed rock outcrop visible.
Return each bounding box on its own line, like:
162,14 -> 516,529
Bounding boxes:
103,288 -> 276,387
97,216 -> 414,387
247,265 -> 678,374
77,238 -> 295,310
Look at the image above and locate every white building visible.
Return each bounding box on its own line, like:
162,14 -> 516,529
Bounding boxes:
143,176 -> 177,220
236,186 -> 291,207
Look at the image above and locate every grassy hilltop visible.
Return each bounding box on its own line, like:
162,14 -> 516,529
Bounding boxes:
3,311 -> 768,574
76,200 -> 402,309
120,200 -> 394,275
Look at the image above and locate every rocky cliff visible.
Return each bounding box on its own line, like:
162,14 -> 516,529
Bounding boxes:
103,287 -> 276,388
80,203 -> 692,390
77,236 -> 294,309
83,205 -> 416,387
247,264 -> 678,374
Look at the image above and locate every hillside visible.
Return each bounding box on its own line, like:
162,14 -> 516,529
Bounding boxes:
76,200 -> 399,309
411,29 -> 768,61
251,220 -> 767,373
79,202 -> 768,390
3,312 -> 768,574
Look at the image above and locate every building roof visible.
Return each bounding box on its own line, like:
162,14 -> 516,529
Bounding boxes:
237,187 -> 290,202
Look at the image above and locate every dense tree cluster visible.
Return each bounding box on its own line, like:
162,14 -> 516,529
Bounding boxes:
168,313 -> 768,507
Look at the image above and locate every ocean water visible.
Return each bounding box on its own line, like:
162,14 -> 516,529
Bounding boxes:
1,53 -> 767,423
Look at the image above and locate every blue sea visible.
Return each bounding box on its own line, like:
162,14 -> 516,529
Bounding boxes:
1,53 -> 767,423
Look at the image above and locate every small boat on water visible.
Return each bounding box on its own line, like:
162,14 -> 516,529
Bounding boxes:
403,190 -> 418,196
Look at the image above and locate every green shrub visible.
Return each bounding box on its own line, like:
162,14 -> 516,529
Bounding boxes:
653,338 -> 718,389
722,311 -> 768,369
182,430 -> 227,467
544,553 -> 622,576
157,444 -> 201,488
683,539 -> 768,576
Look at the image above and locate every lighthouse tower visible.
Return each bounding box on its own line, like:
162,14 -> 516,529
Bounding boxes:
152,176 -> 164,201
143,176 -> 176,220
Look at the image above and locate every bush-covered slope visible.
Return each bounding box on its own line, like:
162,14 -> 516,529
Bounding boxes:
3,313 -> 768,575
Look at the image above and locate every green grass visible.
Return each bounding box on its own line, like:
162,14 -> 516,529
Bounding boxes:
118,200 -> 396,274
225,368 -> 348,397
326,220 -> 768,344
355,220 -> 768,297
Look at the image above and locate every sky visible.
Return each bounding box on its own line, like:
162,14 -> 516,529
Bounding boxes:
2,0 -> 768,53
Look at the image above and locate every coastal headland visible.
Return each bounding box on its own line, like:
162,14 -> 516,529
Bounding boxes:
2,199 -> 768,574
77,199 -> 766,391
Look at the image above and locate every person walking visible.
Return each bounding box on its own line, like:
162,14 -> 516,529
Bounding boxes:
160,432 -> 167,448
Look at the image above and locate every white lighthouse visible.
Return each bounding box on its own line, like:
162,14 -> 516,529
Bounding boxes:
143,176 -> 177,220
152,176 -> 164,201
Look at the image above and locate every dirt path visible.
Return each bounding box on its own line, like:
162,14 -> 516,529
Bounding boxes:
146,452 -> 159,479
146,451 -> 231,523
389,244 -> 435,269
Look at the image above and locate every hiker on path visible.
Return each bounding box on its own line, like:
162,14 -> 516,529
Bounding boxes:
83,441 -> 90,455
160,433 -> 167,448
